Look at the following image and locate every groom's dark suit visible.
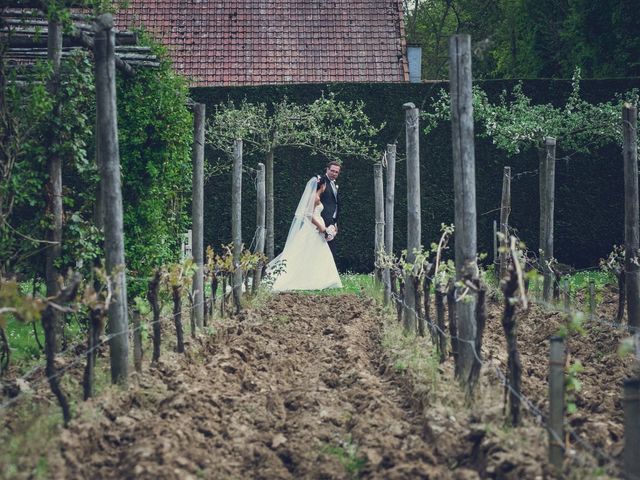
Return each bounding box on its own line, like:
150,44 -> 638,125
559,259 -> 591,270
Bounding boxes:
319,174 -> 339,257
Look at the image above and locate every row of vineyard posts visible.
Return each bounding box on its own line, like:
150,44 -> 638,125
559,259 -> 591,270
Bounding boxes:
372,34 -> 640,478
0,6 -> 270,427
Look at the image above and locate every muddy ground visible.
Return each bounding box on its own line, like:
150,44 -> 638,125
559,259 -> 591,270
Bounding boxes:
1,287 -> 633,479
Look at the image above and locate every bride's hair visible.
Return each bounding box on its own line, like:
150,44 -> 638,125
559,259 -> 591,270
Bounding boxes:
316,175 -> 327,190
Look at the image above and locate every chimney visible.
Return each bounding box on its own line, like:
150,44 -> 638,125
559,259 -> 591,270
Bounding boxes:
407,45 -> 422,83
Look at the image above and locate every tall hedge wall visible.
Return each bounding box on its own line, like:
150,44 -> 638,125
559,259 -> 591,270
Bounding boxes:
191,78 -> 640,273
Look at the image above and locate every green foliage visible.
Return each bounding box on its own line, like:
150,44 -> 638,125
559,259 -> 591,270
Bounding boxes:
403,0 -> 640,79
422,70 -> 638,155
556,311 -> 586,338
565,359 -> 584,415
2,32 -> 192,291
206,92 -> 383,169
117,35 -> 193,286
0,279 -> 46,328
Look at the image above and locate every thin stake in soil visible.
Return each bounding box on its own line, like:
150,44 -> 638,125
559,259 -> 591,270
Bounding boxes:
623,104 -> 640,328
549,336 -> 565,472
383,143 -> 397,307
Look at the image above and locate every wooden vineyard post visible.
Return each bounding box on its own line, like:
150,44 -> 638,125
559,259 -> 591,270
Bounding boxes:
549,336 -> 565,472
540,137 -> 556,303
232,139 -> 243,313
253,162 -> 266,292
266,149 -> 275,260
384,144 -> 397,307
192,102 -> 205,330
624,378 -> 640,479
623,104 -> 640,328
493,219 -> 498,271
499,166 -> 511,280
94,14 -> 129,385
374,163 -> 385,283
403,102 -> 421,333
449,34 -> 480,387
45,16 -> 64,352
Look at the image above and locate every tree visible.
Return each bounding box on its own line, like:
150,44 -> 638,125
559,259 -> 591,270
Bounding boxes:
404,0 -> 640,79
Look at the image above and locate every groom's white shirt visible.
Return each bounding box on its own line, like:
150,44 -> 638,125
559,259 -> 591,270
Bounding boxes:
330,180 -> 338,219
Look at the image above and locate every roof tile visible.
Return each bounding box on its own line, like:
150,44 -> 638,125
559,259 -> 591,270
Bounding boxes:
115,0 -> 408,87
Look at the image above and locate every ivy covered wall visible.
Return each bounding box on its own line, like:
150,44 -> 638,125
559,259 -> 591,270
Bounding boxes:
192,78 -> 640,272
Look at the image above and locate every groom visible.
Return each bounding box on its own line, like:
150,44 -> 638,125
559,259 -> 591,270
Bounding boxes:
320,161 -> 341,258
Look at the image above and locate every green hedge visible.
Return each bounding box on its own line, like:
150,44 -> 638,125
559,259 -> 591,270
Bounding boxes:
191,78 -> 640,272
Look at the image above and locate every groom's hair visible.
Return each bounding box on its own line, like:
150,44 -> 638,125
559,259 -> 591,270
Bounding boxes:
326,160 -> 342,171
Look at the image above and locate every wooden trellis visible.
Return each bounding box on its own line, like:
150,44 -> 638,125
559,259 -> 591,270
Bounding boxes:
1,7 -> 160,76
1,4 -> 164,389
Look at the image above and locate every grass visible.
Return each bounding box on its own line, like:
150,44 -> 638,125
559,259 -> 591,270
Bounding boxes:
320,435 -> 367,478
300,272 -> 381,298
4,316 -> 85,369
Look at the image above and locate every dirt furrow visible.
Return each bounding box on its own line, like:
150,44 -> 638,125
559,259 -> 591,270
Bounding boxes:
55,294 -> 453,479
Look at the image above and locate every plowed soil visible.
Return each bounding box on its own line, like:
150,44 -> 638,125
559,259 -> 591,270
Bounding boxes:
54,294 -> 462,479
2,287 -> 633,479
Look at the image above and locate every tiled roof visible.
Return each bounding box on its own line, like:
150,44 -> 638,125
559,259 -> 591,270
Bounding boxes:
115,0 -> 409,87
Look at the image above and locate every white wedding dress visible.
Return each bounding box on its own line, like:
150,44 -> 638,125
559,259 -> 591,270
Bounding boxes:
266,178 -> 342,292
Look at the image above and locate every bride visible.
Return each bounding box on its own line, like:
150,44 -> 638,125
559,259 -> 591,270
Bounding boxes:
266,175 -> 342,292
